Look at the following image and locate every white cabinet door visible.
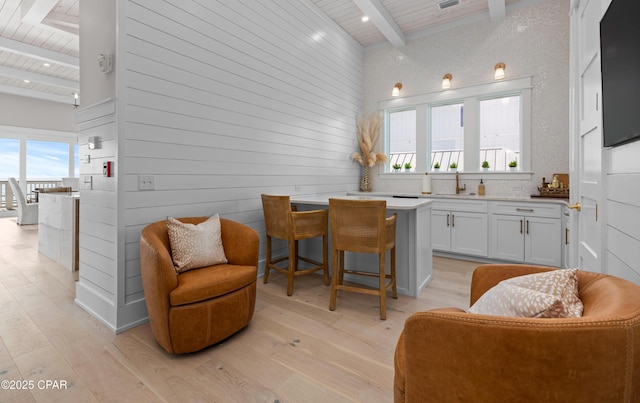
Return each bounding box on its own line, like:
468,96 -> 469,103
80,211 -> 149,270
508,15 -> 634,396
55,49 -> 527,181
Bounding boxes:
451,211 -> 488,257
490,214 -> 525,262
491,214 -> 562,266
525,216 -> 562,267
431,209 -> 452,251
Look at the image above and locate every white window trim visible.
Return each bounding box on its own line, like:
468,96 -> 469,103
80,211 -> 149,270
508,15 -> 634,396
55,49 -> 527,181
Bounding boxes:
380,76 -> 532,174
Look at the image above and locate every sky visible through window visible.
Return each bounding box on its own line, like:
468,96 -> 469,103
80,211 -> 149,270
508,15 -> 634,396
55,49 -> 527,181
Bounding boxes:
0,139 -> 77,179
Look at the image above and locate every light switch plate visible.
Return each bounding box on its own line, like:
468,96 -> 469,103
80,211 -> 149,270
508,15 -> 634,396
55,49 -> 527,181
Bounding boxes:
139,175 -> 155,190
83,176 -> 92,190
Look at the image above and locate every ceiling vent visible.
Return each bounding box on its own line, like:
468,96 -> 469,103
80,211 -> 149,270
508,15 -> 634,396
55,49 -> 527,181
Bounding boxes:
438,0 -> 461,10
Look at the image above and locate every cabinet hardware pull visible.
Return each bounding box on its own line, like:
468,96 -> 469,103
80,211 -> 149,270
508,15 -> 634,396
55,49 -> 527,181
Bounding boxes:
452,214 -> 455,227
446,213 -> 449,227
516,208 -> 534,212
565,228 -> 569,245
520,219 -> 523,234
596,203 -> 598,222
526,220 -> 529,235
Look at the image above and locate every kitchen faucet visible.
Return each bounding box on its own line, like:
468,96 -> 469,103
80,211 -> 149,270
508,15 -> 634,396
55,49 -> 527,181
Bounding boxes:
455,171 -> 466,194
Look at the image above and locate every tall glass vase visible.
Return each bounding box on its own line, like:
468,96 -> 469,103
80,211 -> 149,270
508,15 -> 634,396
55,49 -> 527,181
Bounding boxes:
360,166 -> 372,192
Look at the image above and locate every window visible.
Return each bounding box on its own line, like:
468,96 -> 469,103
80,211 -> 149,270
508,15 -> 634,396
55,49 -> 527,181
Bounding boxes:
381,76 -> 531,174
0,138 -> 19,179
387,109 -> 416,171
27,140 -> 70,179
479,95 -> 520,171
431,102 -> 464,171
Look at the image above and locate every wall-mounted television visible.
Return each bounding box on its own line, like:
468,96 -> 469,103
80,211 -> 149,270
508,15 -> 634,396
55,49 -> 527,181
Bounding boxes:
600,0 -> 640,148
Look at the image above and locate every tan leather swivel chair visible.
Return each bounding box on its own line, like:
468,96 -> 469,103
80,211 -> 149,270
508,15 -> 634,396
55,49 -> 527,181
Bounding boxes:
140,217 -> 259,354
394,264 -> 640,402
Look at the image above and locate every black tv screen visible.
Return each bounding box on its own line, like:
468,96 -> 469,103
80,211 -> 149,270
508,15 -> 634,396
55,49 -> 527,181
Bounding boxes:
600,0 -> 640,148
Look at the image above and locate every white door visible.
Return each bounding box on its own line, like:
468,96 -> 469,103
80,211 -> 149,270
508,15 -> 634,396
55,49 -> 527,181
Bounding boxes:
571,0 -> 604,273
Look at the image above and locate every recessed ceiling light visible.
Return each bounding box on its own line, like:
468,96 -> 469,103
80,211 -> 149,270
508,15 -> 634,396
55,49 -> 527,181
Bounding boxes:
43,62 -> 50,67
23,79 -> 30,83
361,15 -> 369,22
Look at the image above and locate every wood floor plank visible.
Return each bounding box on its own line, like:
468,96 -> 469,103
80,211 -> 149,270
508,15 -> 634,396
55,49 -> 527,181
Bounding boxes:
13,345 -> 97,402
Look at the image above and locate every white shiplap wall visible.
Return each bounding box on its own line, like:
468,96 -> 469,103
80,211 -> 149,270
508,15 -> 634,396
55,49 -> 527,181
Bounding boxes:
78,0 -> 363,331
606,142 -> 640,283
74,99 -> 119,330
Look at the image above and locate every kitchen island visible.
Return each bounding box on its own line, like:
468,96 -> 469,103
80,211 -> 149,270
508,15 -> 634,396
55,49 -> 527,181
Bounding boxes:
38,192 -> 79,271
290,194 -> 433,297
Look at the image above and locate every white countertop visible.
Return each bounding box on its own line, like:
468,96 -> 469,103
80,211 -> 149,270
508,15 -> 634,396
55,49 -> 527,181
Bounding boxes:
349,191 -> 569,205
39,191 -> 79,199
290,193 -> 432,210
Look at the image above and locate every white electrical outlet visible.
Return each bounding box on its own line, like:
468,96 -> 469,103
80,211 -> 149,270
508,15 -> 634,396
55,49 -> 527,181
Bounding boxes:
139,175 -> 155,190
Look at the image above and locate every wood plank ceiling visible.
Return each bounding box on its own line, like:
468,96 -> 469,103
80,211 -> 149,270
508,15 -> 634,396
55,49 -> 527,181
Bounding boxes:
0,0 -> 516,106
0,0 -> 78,105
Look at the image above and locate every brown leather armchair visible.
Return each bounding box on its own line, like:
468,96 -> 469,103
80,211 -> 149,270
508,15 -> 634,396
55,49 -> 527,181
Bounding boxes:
394,264 -> 640,402
140,217 -> 259,354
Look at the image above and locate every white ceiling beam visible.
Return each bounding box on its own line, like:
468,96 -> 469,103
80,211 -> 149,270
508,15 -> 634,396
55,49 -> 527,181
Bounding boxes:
42,12 -> 80,36
352,0 -> 406,47
0,37 -> 79,69
0,66 -> 78,91
488,0 -> 506,23
21,0 -> 60,23
0,84 -> 75,105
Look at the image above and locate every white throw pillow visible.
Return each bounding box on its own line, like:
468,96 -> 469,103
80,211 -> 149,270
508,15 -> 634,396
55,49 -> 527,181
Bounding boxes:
167,215 -> 228,273
468,269 -> 583,318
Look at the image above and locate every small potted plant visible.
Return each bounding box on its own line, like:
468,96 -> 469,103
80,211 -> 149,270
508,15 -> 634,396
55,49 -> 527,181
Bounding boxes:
433,162 -> 440,171
449,162 -> 458,171
404,162 -> 412,172
508,160 -> 518,170
392,163 -> 402,172
482,161 -> 490,170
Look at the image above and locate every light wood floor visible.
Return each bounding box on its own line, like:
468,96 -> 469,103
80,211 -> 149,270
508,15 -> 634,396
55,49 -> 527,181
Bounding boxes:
0,216 -> 481,402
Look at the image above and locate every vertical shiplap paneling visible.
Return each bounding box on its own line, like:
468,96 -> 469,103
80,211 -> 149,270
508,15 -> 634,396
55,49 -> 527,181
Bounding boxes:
117,0 -> 363,328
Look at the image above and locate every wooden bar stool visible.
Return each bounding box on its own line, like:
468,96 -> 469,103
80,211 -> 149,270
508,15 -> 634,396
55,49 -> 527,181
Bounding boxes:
328,198 -> 397,320
261,194 -> 329,296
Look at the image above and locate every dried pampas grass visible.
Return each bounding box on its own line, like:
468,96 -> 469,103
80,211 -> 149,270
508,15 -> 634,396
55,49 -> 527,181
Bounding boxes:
351,113 -> 388,167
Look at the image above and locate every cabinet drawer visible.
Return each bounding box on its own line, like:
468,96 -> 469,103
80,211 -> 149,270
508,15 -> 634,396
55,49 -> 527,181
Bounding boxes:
489,201 -> 562,218
430,199 -> 488,213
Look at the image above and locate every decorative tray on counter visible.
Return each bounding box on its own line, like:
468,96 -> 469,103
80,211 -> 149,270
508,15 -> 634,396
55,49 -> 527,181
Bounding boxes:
533,173 -> 570,199
538,187 -> 570,198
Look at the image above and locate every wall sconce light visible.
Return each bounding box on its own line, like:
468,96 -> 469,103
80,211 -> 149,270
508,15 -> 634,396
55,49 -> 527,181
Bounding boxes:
392,83 -> 402,97
494,63 -> 506,80
73,93 -> 79,108
442,74 -> 452,89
